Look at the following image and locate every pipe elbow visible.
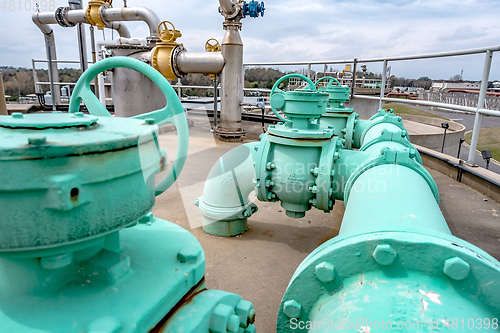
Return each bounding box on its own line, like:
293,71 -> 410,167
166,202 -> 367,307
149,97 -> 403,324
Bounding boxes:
104,21 -> 131,38
196,142 -> 259,236
32,12 -> 53,35
103,7 -> 160,39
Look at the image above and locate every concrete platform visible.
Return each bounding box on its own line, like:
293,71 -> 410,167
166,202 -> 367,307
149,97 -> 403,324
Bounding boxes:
152,114 -> 500,332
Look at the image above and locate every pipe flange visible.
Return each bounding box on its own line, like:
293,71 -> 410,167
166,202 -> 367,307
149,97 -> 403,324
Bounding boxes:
360,112 -> 405,145
223,20 -> 242,30
171,45 -> 186,78
344,113 -> 357,150
359,129 -> 423,164
278,231 -> 500,332
313,137 -> 339,212
55,7 -> 76,27
220,4 -> 241,20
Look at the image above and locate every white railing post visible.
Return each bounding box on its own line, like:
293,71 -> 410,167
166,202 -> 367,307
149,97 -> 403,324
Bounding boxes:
467,50 -> 493,165
379,60 -> 387,110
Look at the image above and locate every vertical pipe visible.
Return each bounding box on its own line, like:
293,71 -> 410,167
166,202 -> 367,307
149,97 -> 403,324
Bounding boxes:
177,78 -> 181,98
44,33 -> 60,105
90,26 -> 99,100
307,63 -> 311,80
220,22 -> 244,137
350,59 -> 357,100
323,63 -> 327,77
0,72 -> 7,115
467,50 -> 493,165
32,60 -> 41,94
379,60 -> 387,110
441,128 -> 447,153
69,0 -> 88,73
76,24 -> 88,72
213,76 -> 218,130
45,35 -> 57,111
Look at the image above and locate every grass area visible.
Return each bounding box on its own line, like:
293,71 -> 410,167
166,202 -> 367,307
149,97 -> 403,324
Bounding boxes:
464,128 -> 500,162
383,102 -> 449,120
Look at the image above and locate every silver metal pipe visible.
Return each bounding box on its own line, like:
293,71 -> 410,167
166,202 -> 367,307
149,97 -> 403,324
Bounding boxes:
176,52 -> 225,75
33,10 -> 131,38
478,109 -> 500,117
468,50 -> 493,165
105,22 -> 131,38
101,7 -> 161,38
219,22 -> 244,137
45,34 -> 57,111
219,0 -> 236,16
379,60 -> 387,110
0,73 -> 7,115
213,76 -> 218,129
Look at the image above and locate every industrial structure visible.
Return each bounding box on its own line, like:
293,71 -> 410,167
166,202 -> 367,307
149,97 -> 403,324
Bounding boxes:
0,0 -> 500,332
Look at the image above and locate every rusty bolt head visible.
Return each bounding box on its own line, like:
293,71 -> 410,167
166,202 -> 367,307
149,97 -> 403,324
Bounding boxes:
444,257 -> 470,281
315,261 -> 335,283
373,244 -> 397,266
283,300 -> 301,319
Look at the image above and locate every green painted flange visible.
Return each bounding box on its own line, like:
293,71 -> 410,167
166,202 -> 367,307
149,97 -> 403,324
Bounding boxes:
278,231 -> 500,332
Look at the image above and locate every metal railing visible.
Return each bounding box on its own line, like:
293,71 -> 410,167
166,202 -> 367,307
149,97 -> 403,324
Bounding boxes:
31,46 -> 500,166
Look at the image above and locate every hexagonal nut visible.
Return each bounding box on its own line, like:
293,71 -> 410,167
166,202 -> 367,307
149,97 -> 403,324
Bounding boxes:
177,246 -> 201,263
235,299 -> 255,328
315,261 -> 335,283
444,257 -> 470,281
283,300 -> 301,319
210,304 -> 240,333
244,324 -> 257,333
373,244 -> 397,266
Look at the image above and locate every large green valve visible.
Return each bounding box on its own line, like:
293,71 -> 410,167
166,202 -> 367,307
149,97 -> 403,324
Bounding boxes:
0,57 -> 255,333
196,73 -> 500,331
315,77 -> 358,147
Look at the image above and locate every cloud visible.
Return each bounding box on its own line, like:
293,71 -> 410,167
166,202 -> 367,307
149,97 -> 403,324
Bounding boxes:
0,0 -> 498,80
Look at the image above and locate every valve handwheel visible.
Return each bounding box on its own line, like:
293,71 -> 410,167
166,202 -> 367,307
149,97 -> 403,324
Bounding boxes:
315,76 -> 342,88
270,73 -> 317,123
205,38 -> 221,52
157,20 -> 177,43
69,57 -> 189,196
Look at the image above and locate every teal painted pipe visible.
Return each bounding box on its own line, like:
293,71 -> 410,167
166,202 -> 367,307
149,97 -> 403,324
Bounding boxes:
0,57 -> 255,333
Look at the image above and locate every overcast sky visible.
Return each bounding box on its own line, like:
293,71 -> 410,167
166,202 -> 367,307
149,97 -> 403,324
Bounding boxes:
1,0 -> 499,80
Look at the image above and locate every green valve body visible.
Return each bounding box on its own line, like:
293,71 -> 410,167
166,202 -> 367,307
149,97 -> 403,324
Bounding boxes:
195,73 -> 500,332
0,57 -> 255,333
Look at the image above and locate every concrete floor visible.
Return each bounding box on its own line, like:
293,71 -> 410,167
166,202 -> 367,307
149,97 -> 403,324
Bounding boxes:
152,115 -> 500,332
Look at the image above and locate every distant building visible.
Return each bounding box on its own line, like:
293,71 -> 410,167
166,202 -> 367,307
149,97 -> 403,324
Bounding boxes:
431,82 -> 481,92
